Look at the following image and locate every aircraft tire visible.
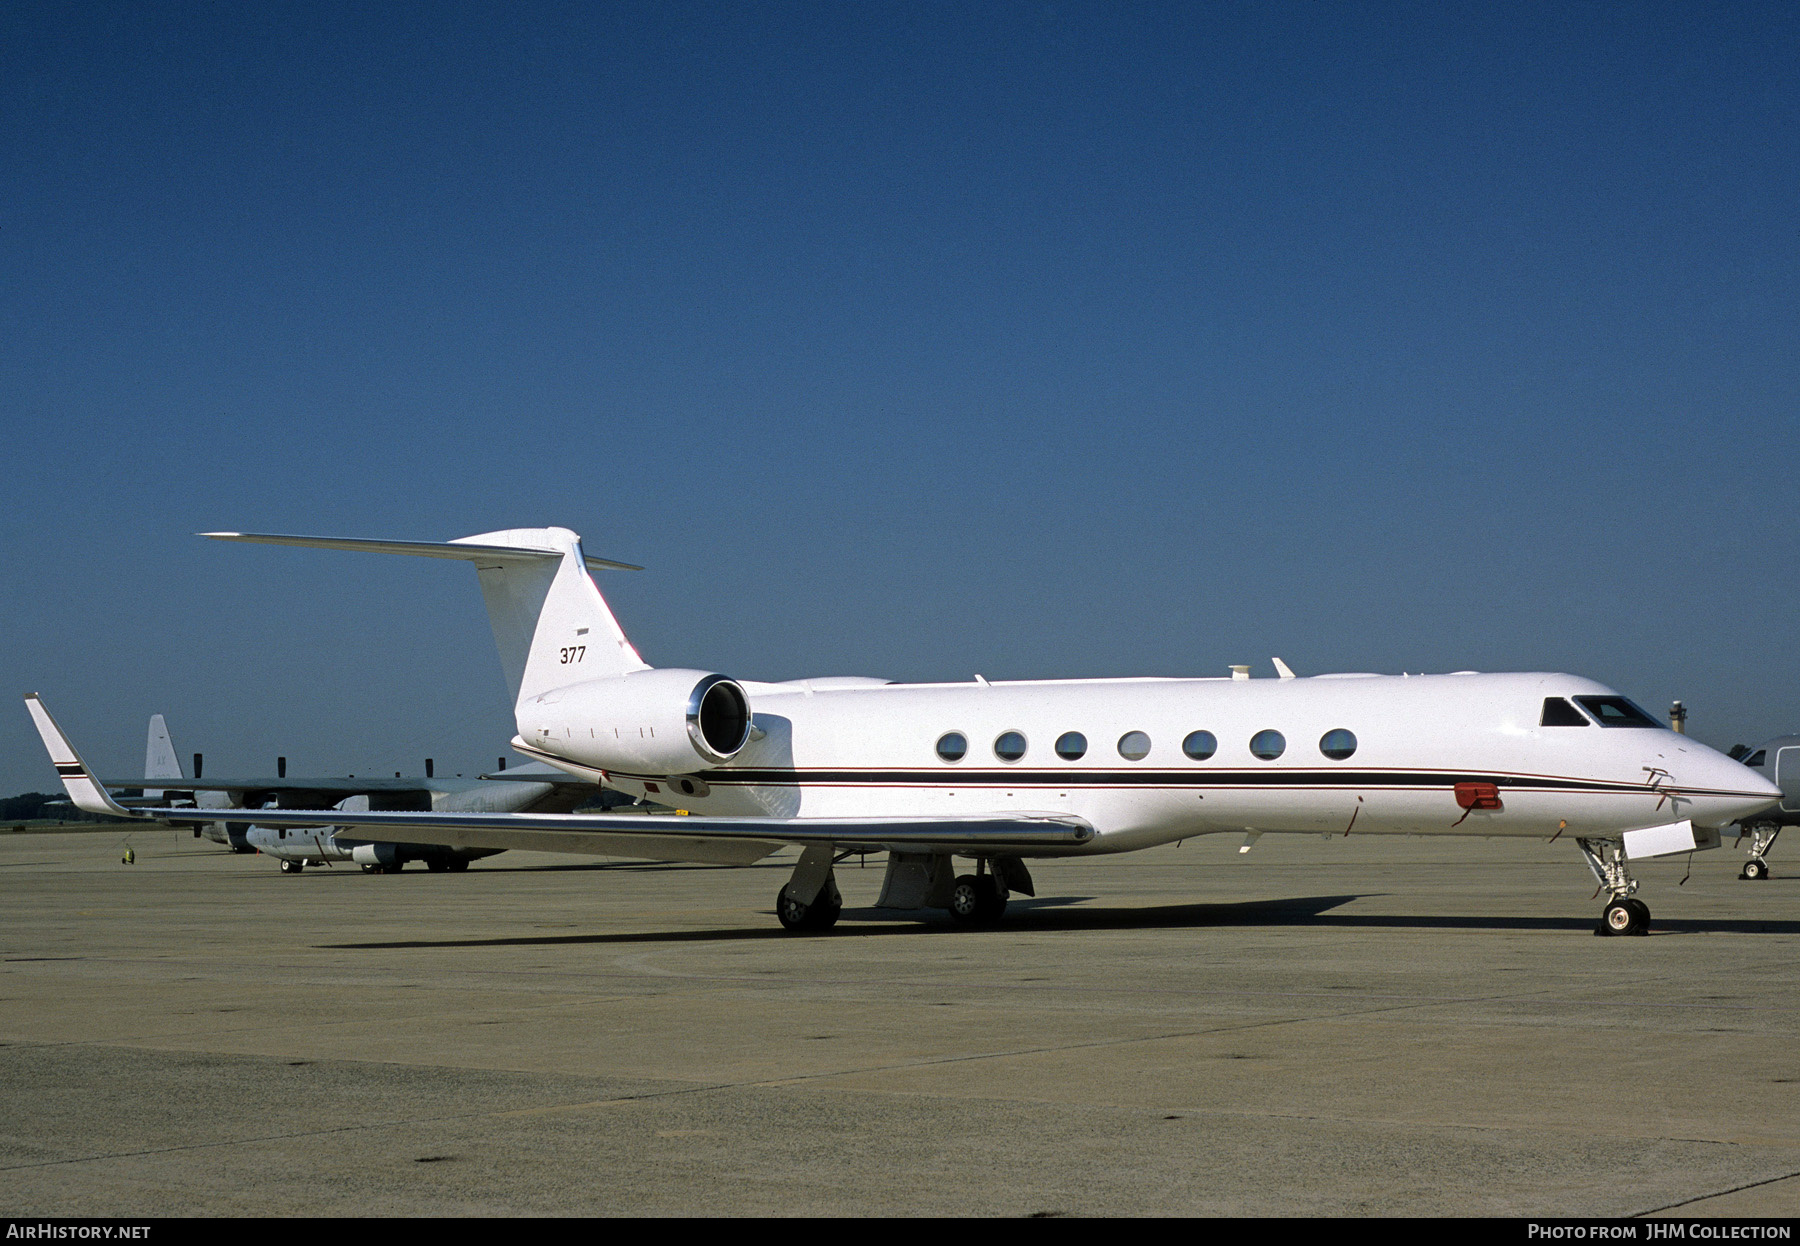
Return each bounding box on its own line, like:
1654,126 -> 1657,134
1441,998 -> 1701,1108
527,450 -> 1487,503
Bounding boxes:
279,860 -> 303,875
775,885 -> 840,933
976,876 -> 1006,921
1599,898 -> 1648,937
949,876 -> 1005,925
1743,859 -> 1770,881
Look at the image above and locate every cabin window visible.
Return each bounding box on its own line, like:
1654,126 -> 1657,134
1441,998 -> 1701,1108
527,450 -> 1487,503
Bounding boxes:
1319,729 -> 1357,760
1250,729 -> 1286,760
1055,732 -> 1088,760
1182,730 -> 1217,760
1540,698 -> 1589,727
935,732 -> 967,762
994,731 -> 1028,762
1573,696 -> 1663,728
1746,750 -> 1766,768
1117,731 -> 1151,760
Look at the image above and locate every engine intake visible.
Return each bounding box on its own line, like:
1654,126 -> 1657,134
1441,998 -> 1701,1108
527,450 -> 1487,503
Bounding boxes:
687,674 -> 751,762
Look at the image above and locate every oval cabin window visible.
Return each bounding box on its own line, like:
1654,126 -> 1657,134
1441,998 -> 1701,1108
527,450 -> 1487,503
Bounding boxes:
1055,732 -> 1088,760
1117,731 -> 1151,760
994,731 -> 1027,762
936,732 -> 967,762
1319,729 -> 1357,760
1250,729 -> 1286,760
1182,730 -> 1217,760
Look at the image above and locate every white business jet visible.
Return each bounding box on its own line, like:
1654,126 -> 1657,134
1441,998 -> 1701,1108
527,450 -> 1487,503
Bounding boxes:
26,526 -> 1779,936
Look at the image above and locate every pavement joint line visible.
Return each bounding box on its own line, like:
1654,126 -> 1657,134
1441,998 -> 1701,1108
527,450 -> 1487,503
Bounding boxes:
22,950 -> 1800,1014
1632,1166 -> 1800,1216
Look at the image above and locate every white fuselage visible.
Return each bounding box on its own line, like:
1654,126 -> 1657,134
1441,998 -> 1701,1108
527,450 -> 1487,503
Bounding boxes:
518,670 -> 1777,855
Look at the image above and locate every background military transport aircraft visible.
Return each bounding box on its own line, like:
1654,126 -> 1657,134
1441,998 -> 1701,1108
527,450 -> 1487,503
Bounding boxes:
107,714 -> 595,871
27,526 -> 1780,936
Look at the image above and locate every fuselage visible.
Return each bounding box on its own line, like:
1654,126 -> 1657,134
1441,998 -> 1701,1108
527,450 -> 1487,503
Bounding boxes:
522,671 -> 1778,854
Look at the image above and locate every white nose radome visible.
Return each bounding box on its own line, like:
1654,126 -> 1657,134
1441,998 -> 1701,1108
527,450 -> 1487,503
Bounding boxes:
1687,752 -> 1782,826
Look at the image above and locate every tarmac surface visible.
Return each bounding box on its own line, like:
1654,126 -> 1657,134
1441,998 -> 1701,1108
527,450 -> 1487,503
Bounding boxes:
3,825 -> 1799,1217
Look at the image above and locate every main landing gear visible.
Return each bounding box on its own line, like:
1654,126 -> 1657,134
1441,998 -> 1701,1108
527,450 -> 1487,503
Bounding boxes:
772,849 -> 1032,933
948,873 -> 1007,926
775,843 -> 844,932
279,859 -> 305,875
776,881 -> 842,931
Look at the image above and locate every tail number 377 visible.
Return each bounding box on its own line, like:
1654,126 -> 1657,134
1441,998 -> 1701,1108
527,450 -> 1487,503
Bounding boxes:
560,646 -> 586,664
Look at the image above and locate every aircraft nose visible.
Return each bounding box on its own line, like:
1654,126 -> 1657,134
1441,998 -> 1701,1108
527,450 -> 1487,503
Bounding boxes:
1690,751 -> 1782,824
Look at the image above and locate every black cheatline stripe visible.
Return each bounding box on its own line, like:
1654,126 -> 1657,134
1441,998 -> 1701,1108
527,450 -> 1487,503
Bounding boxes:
689,767 -> 1653,795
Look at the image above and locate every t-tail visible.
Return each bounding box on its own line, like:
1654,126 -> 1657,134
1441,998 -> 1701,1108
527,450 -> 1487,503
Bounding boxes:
203,527 -> 756,779
200,527 -> 651,710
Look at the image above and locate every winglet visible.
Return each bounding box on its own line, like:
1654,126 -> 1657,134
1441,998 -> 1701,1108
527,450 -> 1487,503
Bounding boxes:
1272,658 -> 1296,680
22,695 -> 140,820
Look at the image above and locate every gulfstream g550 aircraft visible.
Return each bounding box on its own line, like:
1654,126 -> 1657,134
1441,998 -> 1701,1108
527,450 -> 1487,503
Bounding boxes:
27,526 -> 1779,936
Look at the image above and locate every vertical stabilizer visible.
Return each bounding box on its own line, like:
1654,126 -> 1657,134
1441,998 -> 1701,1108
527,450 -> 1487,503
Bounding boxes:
450,527 -> 650,703
145,713 -> 182,800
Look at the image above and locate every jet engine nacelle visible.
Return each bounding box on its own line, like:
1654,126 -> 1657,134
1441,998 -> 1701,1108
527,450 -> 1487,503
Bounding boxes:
518,668 -> 753,775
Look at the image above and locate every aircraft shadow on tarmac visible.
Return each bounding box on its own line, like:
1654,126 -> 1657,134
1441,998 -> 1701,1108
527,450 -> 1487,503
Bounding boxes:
319,890 -> 1800,950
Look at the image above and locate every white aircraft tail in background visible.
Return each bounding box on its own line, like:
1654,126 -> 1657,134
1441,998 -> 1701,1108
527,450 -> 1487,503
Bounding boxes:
143,713 -> 180,801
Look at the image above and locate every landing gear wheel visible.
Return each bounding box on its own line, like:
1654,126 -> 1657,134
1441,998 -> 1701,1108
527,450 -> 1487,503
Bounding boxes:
1743,858 -> 1770,881
1598,897 -> 1649,937
775,885 -> 841,933
279,859 -> 303,875
447,858 -> 470,872
948,875 -> 1006,925
426,859 -> 449,873
360,864 -> 379,874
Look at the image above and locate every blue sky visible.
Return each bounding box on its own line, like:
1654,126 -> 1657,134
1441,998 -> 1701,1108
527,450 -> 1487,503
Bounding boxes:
4,1 -> 1797,791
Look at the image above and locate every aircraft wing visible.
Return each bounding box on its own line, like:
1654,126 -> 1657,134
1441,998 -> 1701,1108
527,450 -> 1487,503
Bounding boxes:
27,695 -> 1094,865
97,776 -> 473,795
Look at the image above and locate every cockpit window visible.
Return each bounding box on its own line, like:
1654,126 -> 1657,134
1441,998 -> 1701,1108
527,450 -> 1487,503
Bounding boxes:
1540,697 -> 1589,727
1572,696 -> 1664,728
1746,750 -> 1766,768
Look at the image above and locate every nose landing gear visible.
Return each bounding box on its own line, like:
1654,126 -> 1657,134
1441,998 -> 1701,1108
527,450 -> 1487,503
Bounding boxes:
1738,825 -> 1778,880
1579,838 -> 1650,936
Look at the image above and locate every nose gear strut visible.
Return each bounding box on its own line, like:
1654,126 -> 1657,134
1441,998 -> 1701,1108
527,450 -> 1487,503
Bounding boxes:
1577,837 -> 1649,936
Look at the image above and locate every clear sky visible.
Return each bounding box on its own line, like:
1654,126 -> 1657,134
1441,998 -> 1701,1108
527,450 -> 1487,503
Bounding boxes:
4,1 -> 1797,792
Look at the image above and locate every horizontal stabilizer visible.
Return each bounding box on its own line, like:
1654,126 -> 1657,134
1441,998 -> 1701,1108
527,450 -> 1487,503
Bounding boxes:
206,526 -> 651,699
201,531 -> 643,573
